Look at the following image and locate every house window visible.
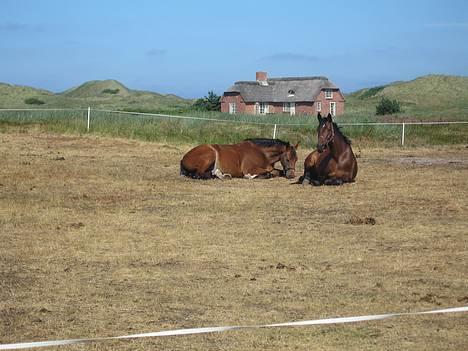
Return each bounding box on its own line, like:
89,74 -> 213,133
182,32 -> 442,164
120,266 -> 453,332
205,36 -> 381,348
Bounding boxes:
316,101 -> 322,112
325,89 -> 333,99
256,102 -> 268,115
229,102 -> 237,114
283,102 -> 295,115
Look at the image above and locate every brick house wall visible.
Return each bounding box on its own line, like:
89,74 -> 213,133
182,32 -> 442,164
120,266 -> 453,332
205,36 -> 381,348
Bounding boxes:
221,95 -> 344,116
314,90 -> 345,116
221,94 -> 247,114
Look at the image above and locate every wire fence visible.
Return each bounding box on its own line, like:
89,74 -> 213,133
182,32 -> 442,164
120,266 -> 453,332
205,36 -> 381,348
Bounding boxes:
0,107 -> 467,147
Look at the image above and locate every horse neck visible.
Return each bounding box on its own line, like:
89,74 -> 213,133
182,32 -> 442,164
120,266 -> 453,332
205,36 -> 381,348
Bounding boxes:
261,145 -> 285,161
329,129 -> 348,158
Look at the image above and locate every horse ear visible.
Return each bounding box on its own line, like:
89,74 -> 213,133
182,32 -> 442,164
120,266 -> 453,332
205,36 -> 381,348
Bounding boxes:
326,113 -> 333,122
294,142 -> 299,150
317,113 -> 322,123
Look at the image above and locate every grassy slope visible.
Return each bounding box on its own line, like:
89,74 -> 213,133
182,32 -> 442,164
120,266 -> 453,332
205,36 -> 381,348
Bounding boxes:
0,80 -> 192,112
345,75 -> 468,120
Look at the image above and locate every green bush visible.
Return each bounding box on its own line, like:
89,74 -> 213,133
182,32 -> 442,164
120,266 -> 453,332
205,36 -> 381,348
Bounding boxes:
376,97 -> 401,115
102,89 -> 120,94
24,97 -> 45,105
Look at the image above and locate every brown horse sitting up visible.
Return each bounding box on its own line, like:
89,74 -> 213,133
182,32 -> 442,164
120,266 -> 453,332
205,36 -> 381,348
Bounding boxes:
180,138 -> 298,179
299,113 -> 357,186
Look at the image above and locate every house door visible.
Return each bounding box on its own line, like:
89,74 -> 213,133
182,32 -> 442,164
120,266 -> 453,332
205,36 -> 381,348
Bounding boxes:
330,102 -> 336,116
229,102 -> 237,114
290,102 -> 296,116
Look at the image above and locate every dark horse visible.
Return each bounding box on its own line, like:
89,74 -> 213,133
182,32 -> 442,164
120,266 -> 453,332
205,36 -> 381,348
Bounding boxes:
180,138 -> 299,179
299,113 -> 357,185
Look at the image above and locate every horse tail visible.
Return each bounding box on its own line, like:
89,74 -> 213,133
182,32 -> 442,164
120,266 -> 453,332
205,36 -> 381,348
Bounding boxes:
180,160 -> 191,177
207,145 -> 225,179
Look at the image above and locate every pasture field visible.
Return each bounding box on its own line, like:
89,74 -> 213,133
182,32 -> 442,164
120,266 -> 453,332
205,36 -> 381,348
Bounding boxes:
1,130 -> 467,350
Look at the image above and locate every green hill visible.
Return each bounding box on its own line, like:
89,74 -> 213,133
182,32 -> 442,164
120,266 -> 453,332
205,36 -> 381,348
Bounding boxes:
61,79 -> 131,98
0,80 -> 192,112
346,75 -> 468,119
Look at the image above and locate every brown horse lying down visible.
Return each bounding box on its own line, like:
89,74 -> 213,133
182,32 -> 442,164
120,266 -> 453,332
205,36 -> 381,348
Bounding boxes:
299,113 -> 357,186
180,138 -> 298,179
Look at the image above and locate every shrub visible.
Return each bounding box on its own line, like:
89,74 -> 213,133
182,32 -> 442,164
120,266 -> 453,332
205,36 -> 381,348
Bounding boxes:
24,97 -> 45,105
102,89 -> 120,94
376,97 -> 401,115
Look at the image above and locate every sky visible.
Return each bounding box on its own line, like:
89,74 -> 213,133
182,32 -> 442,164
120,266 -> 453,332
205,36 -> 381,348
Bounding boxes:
1,0 -> 467,98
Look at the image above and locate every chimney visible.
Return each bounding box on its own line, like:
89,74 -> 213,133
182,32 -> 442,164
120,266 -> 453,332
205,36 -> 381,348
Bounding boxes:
256,71 -> 268,86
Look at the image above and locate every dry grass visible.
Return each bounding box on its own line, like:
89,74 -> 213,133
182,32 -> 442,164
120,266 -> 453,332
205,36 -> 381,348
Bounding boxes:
1,130 -> 467,350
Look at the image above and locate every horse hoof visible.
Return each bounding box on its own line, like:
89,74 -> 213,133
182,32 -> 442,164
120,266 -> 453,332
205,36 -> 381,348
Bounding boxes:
301,177 -> 311,185
244,173 -> 258,179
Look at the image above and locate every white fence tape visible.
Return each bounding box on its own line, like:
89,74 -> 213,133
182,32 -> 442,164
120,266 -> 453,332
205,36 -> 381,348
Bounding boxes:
1,306 -> 467,350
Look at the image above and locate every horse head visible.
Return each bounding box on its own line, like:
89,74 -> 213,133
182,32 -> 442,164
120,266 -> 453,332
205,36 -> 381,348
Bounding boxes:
316,113 -> 334,153
280,142 -> 299,179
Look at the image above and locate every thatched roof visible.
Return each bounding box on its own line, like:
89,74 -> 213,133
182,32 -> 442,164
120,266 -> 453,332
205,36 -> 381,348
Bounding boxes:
225,76 -> 338,102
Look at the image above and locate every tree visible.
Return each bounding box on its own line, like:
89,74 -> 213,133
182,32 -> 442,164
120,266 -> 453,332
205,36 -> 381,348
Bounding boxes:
376,97 -> 401,115
193,90 -> 221,111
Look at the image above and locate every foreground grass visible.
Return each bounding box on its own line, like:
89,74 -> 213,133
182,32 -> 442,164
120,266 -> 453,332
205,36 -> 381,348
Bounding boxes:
0,131 -> 467,350
1,109 -> 467,148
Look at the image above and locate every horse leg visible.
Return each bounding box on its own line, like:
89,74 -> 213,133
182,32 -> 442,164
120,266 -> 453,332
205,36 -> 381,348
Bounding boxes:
212,168 -> 232,180
242,167 -> 273,179
270,168 -> 285,177
324,178 -> 343,186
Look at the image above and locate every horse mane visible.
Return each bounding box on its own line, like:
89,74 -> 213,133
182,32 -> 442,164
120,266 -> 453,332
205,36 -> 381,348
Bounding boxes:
332,122 -> 352,145
244,138 -> 291,148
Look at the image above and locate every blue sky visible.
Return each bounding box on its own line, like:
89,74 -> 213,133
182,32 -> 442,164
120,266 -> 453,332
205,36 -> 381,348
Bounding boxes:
1,0 -> 467,98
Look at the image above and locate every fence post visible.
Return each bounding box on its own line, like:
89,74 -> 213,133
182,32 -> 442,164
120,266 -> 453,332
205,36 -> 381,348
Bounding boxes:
87,107 -> 91,132
401,122 -> 405,146
273,124 -> 277,139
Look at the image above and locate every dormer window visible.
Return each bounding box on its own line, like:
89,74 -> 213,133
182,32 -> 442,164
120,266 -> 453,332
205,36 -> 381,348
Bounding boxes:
325,89 -> 333,99
288,89 -> 295,97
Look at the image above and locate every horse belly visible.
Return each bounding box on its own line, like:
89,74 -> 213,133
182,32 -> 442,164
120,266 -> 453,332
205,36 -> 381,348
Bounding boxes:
214,147 -> 244,177
304,150 -> 334,179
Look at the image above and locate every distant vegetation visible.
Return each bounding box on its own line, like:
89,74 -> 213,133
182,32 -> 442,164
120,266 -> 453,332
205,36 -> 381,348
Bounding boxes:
376,97 -> 402,115
24,97 -> 45,105
193,90 -> 221,111
1,108 -> 467,148
102,88 -> 120,95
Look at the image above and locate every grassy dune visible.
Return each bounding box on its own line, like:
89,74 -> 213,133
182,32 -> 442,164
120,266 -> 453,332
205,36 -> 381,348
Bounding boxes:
346,75 -> 468,120
0,80 -> 192,112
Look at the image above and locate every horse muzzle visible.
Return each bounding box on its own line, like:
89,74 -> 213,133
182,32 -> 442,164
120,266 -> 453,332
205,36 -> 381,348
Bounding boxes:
317,143 -> 326,153
285,169 -> 296,179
